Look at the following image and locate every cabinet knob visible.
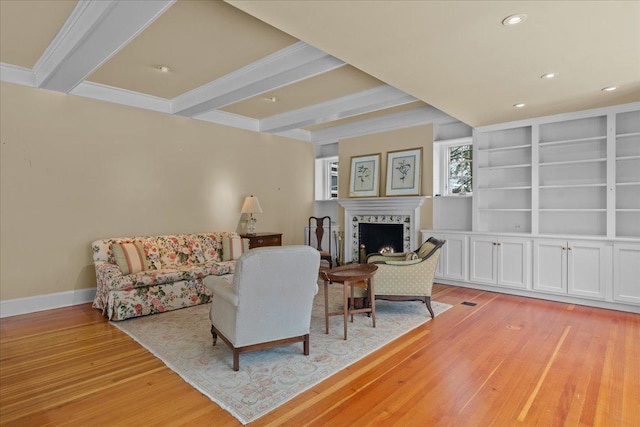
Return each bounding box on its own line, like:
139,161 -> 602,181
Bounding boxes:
567,247 -> 572,251
562,247 -> 566,251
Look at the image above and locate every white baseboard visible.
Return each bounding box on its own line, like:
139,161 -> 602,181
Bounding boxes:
0,288 -> 97,318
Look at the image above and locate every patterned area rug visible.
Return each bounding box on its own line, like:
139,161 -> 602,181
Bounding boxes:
113,286 -> 451,424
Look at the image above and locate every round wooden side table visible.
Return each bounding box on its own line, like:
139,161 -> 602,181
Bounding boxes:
320,263 -> 378,340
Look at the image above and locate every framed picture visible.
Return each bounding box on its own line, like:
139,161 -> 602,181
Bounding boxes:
349,153 -> 381,197
385,147 -> 422,196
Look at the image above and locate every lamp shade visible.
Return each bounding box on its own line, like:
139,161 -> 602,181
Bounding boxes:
241,195 -> 263,214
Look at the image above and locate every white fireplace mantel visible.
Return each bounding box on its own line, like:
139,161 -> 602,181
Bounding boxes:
338,196 -> 428,213
338,196 -> 430,262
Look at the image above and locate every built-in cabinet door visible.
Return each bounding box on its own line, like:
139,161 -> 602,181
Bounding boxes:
567,241 -> 607,299
442,234 -> 468,281
496,238 -> 530,289
431,234 -> 445,278
470,236 -> 498,285
432,234 -> 468,281
533,240 -> 566,294
471,236 -> 530,289
534,239 -> 607,299
613,243 -> 640,305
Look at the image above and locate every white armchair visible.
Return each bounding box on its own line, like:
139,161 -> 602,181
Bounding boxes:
205,245 -> 320,371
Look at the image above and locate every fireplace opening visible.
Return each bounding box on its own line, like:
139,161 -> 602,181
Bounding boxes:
358,223 -> 404,260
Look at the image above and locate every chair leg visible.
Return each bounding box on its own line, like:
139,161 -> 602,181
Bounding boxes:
210,325 -> 218,345
233,349 -> 240,371
303,333 -> 310,356
425,296 -> 435,319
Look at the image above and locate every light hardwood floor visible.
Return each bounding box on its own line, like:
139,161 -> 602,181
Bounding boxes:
1,284 -> 638,426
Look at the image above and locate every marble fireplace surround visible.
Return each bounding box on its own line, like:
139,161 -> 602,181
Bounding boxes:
338,196 -> 428,263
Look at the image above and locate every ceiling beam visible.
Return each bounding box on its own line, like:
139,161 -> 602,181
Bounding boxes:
311,106 -> 458,145
70,81 -> 172,114
172,41 -> 345,117
259,85 -> 417,133
34,0 -> 176,93
193,110 -> 260,133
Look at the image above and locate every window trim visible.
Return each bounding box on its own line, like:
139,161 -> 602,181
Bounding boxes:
315,156 -> 339,200
434,137 -> 473,196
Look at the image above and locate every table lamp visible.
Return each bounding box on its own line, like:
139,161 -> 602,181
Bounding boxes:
241,195 -> 262,234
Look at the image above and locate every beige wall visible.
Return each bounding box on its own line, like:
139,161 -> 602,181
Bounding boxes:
0,82 -> 314,301
338,124 -> 434,242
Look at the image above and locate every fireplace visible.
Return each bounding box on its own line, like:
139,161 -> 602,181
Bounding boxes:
359,223 -> 405,259
338,196 -> 428,263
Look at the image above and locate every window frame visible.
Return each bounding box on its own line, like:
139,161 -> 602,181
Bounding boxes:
434,137 -> 473,196
315,156 -> 339,200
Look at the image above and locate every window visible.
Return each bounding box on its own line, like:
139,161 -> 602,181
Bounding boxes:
447,144 -> 472,194
329,160 -> 338,198
315,156 -> 339,200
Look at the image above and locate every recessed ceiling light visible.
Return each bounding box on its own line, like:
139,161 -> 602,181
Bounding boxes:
263,96 -> 278,103
601,86 -> 617,92
155,65 -> 170,73
541,73 -> 558,79
502,13 -> 527,26
513,103 -> 526,108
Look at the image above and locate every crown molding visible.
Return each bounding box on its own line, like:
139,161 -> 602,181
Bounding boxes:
259,84 -> 417,133
70,81 -> 172,114
34,0 -> 175,93
0,63 -> 35,87
172,41 -> 345,117
311,105 -> 457,145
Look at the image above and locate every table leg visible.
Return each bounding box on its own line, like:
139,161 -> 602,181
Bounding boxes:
369,276 -> 376,328
343,281 -> 349,340
324,279 -> 329,334
350,281 -> 355,323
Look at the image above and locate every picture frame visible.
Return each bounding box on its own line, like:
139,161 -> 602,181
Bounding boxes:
385,147 -> 422,196
349,153 -> 381,197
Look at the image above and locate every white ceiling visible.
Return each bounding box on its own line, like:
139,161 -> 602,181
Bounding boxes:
1,0 -> 638,145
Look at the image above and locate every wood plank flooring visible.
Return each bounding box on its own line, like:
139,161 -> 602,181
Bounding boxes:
1,284 -> 638,426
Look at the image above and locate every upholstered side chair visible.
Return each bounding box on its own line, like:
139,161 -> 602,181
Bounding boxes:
205,245 -> 320,371
365,237 -> 445,318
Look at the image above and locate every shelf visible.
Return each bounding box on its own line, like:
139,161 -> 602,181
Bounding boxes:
616,132 -> 640,139
540,209 -> 606,212
479,208 -> 531,212
538,135 -> 606,147
616,182 -> 640,187
539,158 -> 606,167
539,183 -> 606,189
478,186 -> 532,191
616,156 -> 640,161
616,209 -> 640,213
478,144 -> 531,153
478,163 -> 531,171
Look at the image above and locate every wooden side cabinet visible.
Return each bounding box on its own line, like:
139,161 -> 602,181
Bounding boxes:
240,232 -> 282,249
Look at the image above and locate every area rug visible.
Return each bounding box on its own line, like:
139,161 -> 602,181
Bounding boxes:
112,287 -> 451,424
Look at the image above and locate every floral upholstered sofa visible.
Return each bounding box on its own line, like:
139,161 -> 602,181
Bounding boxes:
92,232 -> 245,321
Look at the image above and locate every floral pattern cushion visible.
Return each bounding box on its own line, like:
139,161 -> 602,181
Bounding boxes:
92,237 -> 162,270
195,232 -> 238,262
107,279 -> 213,321
155,235 -> 205,267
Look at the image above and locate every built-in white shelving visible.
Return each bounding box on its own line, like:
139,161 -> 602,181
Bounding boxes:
615,110 -> 640,238
474,126 -> 532,233
432,103 -> 640,314
472,103 -> 640,239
